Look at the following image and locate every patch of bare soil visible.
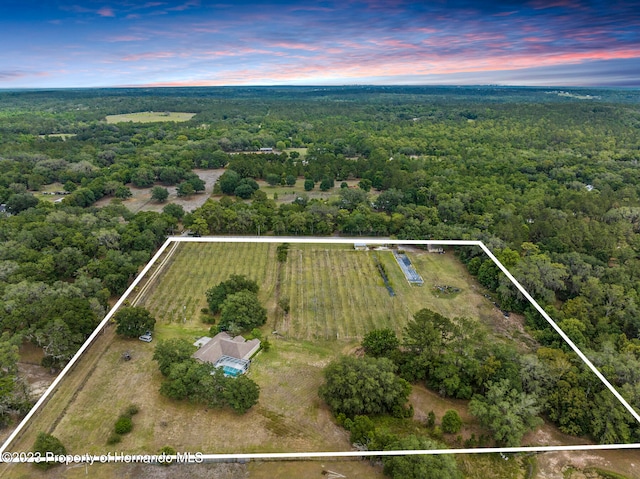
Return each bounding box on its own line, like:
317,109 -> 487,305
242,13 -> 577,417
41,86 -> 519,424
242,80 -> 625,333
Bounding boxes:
95,169 -> 224,214
535,449 -> 640,479
17,363 -> 56,399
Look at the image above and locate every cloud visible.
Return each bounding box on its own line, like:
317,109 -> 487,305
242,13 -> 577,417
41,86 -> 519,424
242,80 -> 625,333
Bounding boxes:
167,0 -> 200,12
0,70 -> 49,81
121,51 -> 176,61
0,71 -> 29,80
106,34 -> 146,42
97,7 -> 115,17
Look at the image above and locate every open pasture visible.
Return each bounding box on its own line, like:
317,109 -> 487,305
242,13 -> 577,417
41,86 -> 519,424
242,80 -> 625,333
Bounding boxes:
279,244 -> 504,341
105,111 -> 196,123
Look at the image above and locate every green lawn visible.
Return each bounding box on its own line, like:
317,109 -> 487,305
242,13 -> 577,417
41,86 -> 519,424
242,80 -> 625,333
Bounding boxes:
105,112 -> 196,124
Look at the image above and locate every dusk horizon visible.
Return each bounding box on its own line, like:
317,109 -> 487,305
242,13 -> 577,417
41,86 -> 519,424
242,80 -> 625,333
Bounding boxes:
2,0 -> 640,89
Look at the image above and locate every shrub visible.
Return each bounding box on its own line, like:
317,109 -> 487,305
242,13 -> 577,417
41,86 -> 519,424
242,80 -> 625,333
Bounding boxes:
107,433 -> 122,445
32,432 -> 67,470
442,410 -> 462,434
426,411 -> 436,428
114,416 -> 133,434
125,404 -> 139,417
304,179 -> 314,191
158,446 -> 176,466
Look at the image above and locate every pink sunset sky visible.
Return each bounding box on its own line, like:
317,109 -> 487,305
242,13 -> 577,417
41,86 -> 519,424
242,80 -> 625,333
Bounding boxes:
1,0 -> 639,88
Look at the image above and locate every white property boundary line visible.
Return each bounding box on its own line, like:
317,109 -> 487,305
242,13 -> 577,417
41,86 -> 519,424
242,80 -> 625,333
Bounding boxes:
1,236 -> 639,462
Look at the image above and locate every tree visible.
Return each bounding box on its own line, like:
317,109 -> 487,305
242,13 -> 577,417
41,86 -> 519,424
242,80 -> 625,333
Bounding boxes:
153,338 -> 197,376
358,179 -> 372,192
206,274 -> 259,314
131,168 -> 155,187
219,291 -> 267,332
32,432 -> 66,470
234,183 -> 255,199
6,193 -> 39,214
319,177 -> 334,191
163,203 -> 185,220
114,306 -> 156,338
185,173 -> 206,192
235,178 -> 259,199
151,186 -> 169,202
375,188 -> 405,212
362,328 -> 399,358
286,175 -> 297,186
266,173 -> 280,186
469,378 -> 542,446
218,170 -> 241,195
589,388 -> 632,444
339,188 -> 368,211
114,185 -> 132,199
223,374 -> 260,413
176,181 -> 195,198
0,333 -> 20,427
304,179 -> 314,191
403,308 -> 457,357
209,150 -> 229,168
441,409 -> 462,434
160,359 -> 213,401
319,355 -> 411,418
382,436 -> 462,479
35,318 -> 77,368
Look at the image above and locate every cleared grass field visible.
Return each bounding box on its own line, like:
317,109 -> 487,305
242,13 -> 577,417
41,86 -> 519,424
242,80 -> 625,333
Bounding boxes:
253,178 -> 368,204
279,244 -> 504,341
105,112 -> 196,123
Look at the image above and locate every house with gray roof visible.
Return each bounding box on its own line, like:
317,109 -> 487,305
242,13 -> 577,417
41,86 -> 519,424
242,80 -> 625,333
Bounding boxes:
192,332 -> 260,376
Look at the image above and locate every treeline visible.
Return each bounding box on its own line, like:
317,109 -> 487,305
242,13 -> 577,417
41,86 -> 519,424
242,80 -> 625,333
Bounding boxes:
0,202 -> 176,425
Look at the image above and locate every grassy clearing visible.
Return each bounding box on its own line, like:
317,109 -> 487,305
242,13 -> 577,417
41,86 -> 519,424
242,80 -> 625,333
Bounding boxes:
279,245 -> 504,341
37,133 -> 76,140
283,147 -> 308,158
34,182 -> 68,202
254,178 -> 363,203
105,112 -> 196,124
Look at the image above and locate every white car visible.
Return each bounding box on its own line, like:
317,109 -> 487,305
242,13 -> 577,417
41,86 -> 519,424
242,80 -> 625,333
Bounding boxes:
139,331 -> 153,342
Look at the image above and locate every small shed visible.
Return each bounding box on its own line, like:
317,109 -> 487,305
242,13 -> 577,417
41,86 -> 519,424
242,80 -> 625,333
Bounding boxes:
354,243 -> 368,251
427,244 -> 444,253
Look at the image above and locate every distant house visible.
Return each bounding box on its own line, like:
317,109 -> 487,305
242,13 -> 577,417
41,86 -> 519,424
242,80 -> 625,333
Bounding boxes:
427,244 -> 444,253
259,147 -> 273,152
193,332 -> 260,376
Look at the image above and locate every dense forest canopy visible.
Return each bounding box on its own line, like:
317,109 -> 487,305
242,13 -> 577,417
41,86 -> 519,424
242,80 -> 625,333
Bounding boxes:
1,86 -> 640,443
